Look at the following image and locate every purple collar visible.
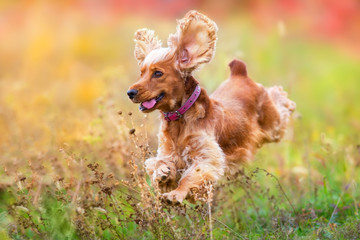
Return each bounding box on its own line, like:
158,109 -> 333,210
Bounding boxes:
163,85 -> 201,121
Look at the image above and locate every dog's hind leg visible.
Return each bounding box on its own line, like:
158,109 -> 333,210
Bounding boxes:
257,86 -> 295,143
267,86 -> 295,140
224,147 -> 253,175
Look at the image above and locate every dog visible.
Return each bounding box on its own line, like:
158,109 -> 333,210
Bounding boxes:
127,10 -> 296,203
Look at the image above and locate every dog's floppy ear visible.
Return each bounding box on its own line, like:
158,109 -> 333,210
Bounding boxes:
168,10 -> 218,76
134,28 -> 161,66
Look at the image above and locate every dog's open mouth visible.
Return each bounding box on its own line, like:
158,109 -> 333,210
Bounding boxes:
139,93 -> 165,111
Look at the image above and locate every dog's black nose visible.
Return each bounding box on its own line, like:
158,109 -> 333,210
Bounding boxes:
127,89 -> 138,99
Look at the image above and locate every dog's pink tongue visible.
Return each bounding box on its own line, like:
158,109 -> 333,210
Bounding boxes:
142,99 -> 156,109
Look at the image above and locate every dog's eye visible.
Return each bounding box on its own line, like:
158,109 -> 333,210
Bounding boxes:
152,71 -> 163,78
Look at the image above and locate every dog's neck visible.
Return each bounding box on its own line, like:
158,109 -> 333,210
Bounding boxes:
183,76 -> 199,102
161,75 -> 210,125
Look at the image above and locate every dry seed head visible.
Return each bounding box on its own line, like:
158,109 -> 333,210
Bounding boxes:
16,206 -> 29,212
76,207 -> 85,215
94,207 -> 107,214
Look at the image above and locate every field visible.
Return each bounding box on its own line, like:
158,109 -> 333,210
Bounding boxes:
1,1 -> 360,239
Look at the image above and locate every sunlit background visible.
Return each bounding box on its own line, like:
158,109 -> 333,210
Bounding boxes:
1,0 -> 360,238
1,0 -> 359,156
1,0 -> 360,178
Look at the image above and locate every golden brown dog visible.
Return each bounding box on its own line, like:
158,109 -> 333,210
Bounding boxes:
127,10 -> 295,203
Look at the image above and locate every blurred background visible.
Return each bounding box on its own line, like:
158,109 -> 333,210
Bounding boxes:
1,1 -> 360,238
0,0 -> 359,179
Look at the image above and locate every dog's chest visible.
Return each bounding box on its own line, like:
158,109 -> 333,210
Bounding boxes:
162,126 -> 198,168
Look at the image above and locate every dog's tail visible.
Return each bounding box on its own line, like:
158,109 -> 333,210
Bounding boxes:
228,59 -> 247,77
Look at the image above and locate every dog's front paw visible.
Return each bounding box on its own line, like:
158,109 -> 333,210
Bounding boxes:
154,164 -> 171,184
162,189 -> 188,204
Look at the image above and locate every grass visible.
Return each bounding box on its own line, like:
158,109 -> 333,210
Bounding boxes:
0,2 -> 360,239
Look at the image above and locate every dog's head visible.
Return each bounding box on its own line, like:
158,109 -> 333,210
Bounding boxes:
127,10 -> 217,113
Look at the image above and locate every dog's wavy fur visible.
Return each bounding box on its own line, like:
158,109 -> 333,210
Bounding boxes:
128,10 -> 296,203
